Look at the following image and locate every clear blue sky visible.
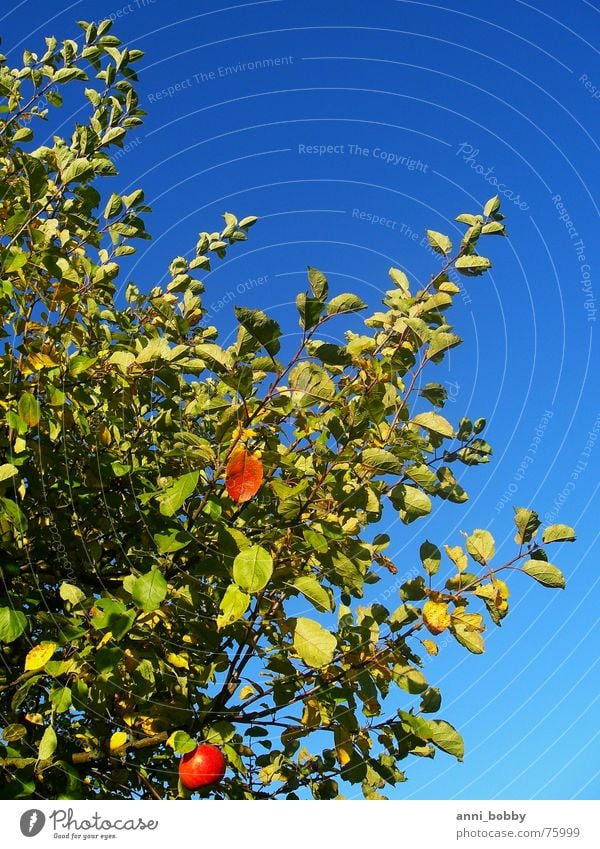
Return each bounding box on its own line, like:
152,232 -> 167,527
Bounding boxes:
3,0 -> 598,800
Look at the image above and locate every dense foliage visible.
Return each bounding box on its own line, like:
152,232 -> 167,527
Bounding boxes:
0,21 -> 574,800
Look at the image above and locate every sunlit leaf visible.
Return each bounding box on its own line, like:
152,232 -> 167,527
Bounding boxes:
293,617 -> 337,668
25,642 -> 57,671
225,447 -> 263,503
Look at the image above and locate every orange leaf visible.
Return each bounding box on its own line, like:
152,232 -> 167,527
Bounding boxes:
225,447 -> 263,503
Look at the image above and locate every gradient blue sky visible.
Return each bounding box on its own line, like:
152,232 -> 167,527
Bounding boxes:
2,0 -> 599,800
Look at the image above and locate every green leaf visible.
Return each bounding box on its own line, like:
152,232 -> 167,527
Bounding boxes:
18,392 -> 40,427
465,529 -> 495,564
360,448 -> 404,475
436,466 -> 468,503
100,126 -> 126,147
445,572 -> 480,592
50,686 -> 72,713
323,550 -> 364,594
542,524 -> 576,544
194,343 -> 234,371
59,583 -> 85,606
307,341 -> 351,366
426,230 -> 452,255
167,730 -> 197,754
2,723 -> 27,742
69,354 -> 97,376
394,665 -> 428,694
0,497 -> 27,528
103,193 -> 123,219
390,484 -> 432,524
204,721 -> 236,745
289,362 -> 335,408
307,266 -> 328,300
303,528 -> 329,554
293,576 -> 332,612
153,526 -> 191,554
38,726 -> 57,761
233,545 -> 273,593
4,249 -> 28,271
132,659 -> 155,697
136,335 -> 170,364
455,255 -> 492,275
108,350 -> 136,372
427,720 -> 464,760
0,607 -> 27,643
217,584 -> 250,629
54,67 -> 86,83
483,195 -> 501,217
404,464 -> 439,491
131,569 -> 168,611
296,293 -> 324,330
326,293 -> 367,316
158,471 -> 199,517
12,126 -> 33,143
481,221 -> 505,235
451,623 -> 485,654
61,157 -> 93,184
420,687 -> 441,713
293,617 -> 337,668
428,331 -> 462,358
420,541 -> 441,576
398,712 -> 463,760
21,153 -> 48,202
388,267 -> 410,295
513,507 -> 541,545
234,306 -> 281,357
412,411 -> 454,438
521,560 -> 565,589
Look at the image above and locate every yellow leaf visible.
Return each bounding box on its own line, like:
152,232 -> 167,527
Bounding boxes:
139,717 -> 162,735
239,685 -> 255,700
98,425 -> 112,446
96,631 -> 113,649
334,726 -> 353,767
24,713 -> 43,725
423,601 -> 451,636
25,642 -> 57,671
300,697 -> 322,728
494,579 -> 510,611
422,639 -> 439,656
166,652 -> 189,670
109,731 -> 128,752
26,352 -> 60,372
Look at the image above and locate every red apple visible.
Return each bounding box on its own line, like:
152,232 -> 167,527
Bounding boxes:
179,743 -> 226,790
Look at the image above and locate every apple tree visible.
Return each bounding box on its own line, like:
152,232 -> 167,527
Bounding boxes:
0,21 -> 575,800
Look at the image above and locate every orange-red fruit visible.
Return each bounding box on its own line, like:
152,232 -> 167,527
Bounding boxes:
225,446 -> 263,503
179,744 -> 226,790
